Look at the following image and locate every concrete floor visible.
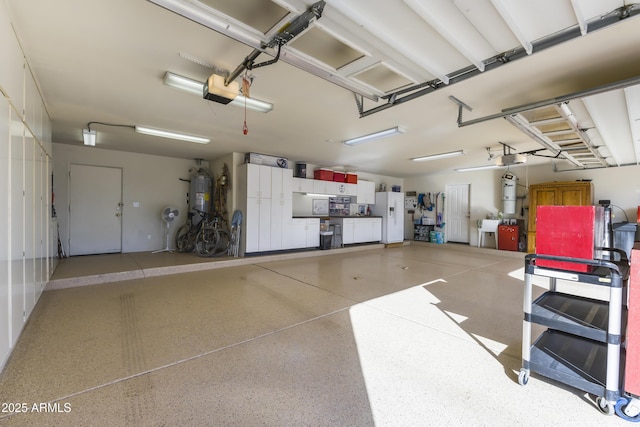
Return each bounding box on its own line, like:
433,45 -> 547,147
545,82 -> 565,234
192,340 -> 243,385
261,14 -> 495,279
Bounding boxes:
0,243 -> 630,426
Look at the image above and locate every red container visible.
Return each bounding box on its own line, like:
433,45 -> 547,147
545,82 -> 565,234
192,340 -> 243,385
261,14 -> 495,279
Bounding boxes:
314,169 -> 333,181
333,172 -> 346,182
498,225 -> 519,251
346,173 -> 358,184
535,205 -> 604,272
626,243 -> 640,396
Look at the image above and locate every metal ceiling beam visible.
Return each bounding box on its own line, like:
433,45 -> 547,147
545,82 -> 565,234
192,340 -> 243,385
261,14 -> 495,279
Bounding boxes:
358,3 -> 640,118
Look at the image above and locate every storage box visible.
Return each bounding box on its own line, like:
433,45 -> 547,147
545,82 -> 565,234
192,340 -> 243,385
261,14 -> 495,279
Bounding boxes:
333,172 -> 346,182
244,152 -> 288,168
536,205 -> 604,272
346,173 -> 358,184
421,217 -> 435,225
314,168 -> 334,181
391,185 -> 401,192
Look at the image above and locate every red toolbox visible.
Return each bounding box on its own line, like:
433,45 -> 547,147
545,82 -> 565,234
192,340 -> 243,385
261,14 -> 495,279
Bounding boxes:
314,168 -> 333,181
535,205 -> 604,272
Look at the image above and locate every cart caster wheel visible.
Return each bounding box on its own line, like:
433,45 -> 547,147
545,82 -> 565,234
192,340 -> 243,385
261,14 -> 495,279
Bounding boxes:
517,370 -> 529,386
596,396 -> 614,416
615,398 -> 640,422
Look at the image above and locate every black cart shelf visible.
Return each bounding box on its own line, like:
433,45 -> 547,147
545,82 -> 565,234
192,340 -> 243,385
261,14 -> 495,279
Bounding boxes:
519,251 -> 629,415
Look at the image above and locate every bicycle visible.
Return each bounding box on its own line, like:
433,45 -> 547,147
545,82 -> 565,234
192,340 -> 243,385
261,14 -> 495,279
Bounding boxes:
175,209 -> 229,257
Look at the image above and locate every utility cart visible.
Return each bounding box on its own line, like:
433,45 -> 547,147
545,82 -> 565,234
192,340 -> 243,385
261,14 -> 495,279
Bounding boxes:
519,251 -> 630,416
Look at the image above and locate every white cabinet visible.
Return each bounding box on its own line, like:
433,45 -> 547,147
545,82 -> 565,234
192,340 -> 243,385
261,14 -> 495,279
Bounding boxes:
335,217 -> 381,244
239,164 -> 293,253
287,218 -> 319,249
353,218 -> 382,243
357,180 -> 376,204
342,218 -> 355,244
313,179 -> 339,195
270,168 -> 293,250
292,177 -> 313,193
335,182 -> 357,197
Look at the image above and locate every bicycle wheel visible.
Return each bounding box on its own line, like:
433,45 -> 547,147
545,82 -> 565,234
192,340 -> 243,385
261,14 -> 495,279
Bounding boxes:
175,224 -> 195,253
196,225 -> 220,257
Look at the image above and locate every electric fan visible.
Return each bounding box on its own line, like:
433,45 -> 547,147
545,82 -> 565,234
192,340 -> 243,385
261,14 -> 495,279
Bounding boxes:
152,207 -> 179,253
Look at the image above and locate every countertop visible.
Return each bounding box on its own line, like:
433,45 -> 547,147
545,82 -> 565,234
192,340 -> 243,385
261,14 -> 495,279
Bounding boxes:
292,215 -> 383,219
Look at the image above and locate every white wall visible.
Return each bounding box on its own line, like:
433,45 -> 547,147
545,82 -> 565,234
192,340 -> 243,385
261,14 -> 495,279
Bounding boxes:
527,163 -> 640,224
405,162 -> 640,246
53,144 -> 208,253
1,0 -> 53,372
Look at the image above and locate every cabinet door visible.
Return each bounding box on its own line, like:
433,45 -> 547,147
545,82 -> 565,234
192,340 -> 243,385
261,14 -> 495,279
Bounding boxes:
306,219 -> 320,247
372,218 -> 382,241
529,186 -> 557,232
313,179 -> 326,194
246,164 -> 272,198
345,183 -> 357,196
325,181 -> 338,195
280,168 -> 293,200
357,181 -> 375,204
557,185 -> 590,206
343,219 -> 355,244
245,197 -> 261,253
257,198 -> 272,251
285,218 -> 304,249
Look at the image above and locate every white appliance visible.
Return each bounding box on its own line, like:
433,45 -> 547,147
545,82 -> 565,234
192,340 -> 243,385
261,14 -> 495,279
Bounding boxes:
372,191 -> 404,243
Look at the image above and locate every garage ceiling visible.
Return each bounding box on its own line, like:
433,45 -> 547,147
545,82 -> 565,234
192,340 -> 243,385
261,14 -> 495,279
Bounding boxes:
5,0 -> 640,176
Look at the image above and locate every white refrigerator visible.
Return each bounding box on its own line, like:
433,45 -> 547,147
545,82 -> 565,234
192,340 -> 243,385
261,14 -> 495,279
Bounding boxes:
372,191 -> 405,243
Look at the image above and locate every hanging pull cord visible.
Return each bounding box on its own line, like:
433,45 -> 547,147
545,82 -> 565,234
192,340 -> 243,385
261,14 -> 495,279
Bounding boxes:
242,73 -> 249,135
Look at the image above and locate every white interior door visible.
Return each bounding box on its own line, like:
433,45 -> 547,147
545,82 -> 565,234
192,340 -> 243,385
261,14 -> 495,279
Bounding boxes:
69,164 -> 122,255
445,184 -> 470,243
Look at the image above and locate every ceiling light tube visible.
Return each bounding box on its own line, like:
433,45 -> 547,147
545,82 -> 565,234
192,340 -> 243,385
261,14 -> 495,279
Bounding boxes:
305,193 -> 336,198
343,126 -> 405,146
455,164 -> 503,172
163,72 -> 273,113
411,150 -> 464,162
82,129 -> 96,146
134,126 -> 210,144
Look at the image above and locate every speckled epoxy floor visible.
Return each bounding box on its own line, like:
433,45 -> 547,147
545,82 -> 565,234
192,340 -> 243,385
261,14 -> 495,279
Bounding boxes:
0,244 -> 630,426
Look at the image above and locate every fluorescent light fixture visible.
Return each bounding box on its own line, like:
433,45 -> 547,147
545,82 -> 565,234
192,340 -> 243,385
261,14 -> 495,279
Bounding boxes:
134,126 -> 210,144
411,150 -> 464,162
455,164 -> 503,172
343,126 -> 406,146
82,129 -> 96,146
305,193 -> 336,197
163,72 -> 273,113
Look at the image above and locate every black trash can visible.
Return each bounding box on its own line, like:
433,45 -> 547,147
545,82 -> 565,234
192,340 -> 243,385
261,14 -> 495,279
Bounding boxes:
319,231 -> 333,250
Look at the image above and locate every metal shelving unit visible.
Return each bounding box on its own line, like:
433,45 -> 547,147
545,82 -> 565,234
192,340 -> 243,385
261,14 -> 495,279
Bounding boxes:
414,224 -> 434,242
519,252 -> 629,415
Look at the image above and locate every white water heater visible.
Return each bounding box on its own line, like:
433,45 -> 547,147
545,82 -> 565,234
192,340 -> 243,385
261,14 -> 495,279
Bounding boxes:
502,171 -> 517,214
189,167 -> 212,224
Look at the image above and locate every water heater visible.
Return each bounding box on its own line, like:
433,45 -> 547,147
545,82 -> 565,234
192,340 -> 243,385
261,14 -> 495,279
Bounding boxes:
189,167 -> 212,224
502,171 -> 517,214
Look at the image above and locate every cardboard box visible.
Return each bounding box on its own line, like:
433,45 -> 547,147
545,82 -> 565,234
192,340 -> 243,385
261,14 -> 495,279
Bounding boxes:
244,152 -> 288,168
